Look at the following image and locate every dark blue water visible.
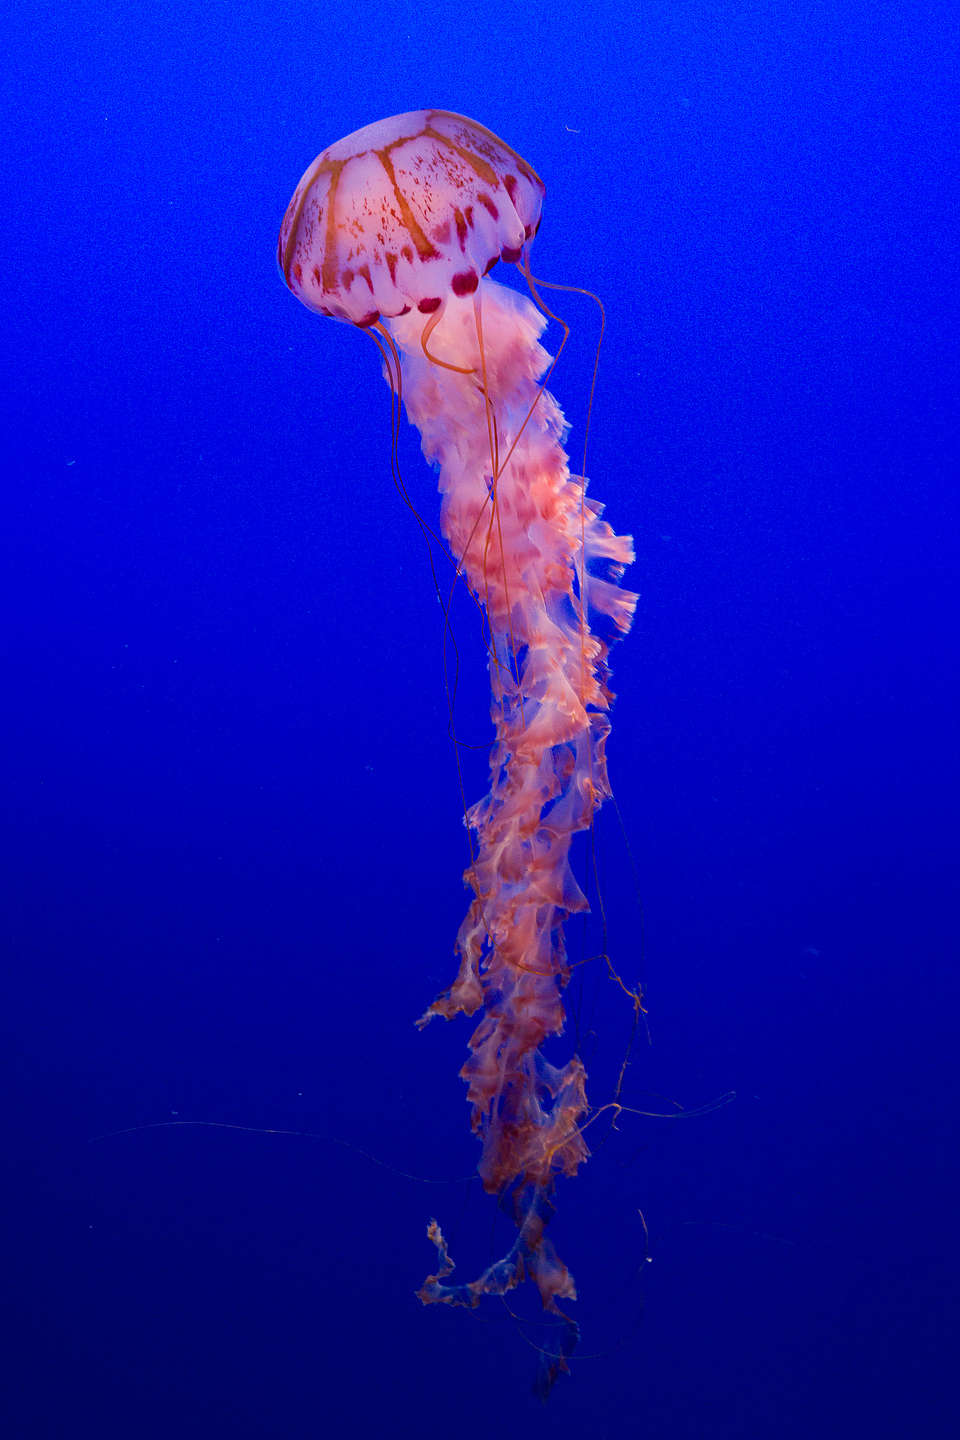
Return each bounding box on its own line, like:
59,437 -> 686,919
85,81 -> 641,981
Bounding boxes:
3,3 -> 957,1436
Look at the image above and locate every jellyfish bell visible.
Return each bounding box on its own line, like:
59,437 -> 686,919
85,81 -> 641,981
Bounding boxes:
277,109 -> 545,328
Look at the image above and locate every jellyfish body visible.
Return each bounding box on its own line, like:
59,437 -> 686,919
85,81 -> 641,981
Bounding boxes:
279,112 -> 636,1385
278,110 -> 544,324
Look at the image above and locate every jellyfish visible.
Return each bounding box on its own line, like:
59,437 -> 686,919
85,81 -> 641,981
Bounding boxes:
278,111 -> 637,1385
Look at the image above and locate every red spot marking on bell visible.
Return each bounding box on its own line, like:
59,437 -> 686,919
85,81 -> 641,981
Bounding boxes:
342,268 -> 354,291
385,251 -> 398,284
294,262 -> 305,283
483,255 -> 499,275
478,192 -> 499,221
355,311 -> 380,328
504,174 -> 518,205
401,244 -> 414,264
451,270 -> 478,296
431,221 -> 451,246
357,264 -> 374,294
398,305 -> 411,315
418,296 -> 442,313
501,245 -> 522,263
465,206 -> 475,229
454,209 -> 468,251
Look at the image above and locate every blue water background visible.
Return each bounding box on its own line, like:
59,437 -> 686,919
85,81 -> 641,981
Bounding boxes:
2,2 -> 957,1436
